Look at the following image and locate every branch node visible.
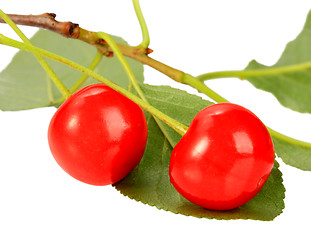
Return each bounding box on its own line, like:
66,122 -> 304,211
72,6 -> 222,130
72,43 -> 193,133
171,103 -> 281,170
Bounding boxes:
106,52 -> 114,57
146,48 -> 153,55
45,13 -> 57,19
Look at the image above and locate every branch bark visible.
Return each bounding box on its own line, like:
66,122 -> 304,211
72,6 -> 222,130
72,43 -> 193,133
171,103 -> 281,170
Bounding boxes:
0,12 -> 184,82
0,13 -> 111,53
0,13 -> 80,38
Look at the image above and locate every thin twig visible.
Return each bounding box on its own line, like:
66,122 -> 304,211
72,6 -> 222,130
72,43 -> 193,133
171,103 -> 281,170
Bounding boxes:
0,13 -> 175,79
0,13 -> 79,38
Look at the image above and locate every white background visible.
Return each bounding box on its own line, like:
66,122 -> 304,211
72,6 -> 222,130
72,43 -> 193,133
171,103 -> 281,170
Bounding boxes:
1,0 -> 311,239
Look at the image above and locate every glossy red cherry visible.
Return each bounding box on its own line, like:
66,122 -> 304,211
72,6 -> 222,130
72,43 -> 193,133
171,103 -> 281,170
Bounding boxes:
48,84 -> 148,186
169,103 -> 275,210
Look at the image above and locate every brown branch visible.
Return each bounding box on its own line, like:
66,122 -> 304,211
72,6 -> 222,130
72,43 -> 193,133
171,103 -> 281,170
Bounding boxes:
0,13 -> 112,54
0,13 -> 184,82
0,13 -> 80,38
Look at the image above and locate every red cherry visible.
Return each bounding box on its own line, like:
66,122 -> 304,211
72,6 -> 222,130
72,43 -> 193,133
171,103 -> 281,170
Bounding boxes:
48,84 -> 148,186
169,103 -> 275,210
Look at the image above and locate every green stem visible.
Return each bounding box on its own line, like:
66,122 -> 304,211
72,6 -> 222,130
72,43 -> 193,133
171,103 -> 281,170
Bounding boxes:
0,34 -> 188,136
97,32 -> 147,102
46,74 -> 54,104
197,61 -> 311,81
132,0 -> 150,49
0,9 -> 71,99
69,50 -> 103,93
267,127 -> 311,148
97,31 -> 177,147
182,74 -> 229,103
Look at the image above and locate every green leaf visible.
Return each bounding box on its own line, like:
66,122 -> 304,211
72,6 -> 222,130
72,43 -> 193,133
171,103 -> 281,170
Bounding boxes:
134,83 -> 210,146
114,84 -> 285,221
0,29 -> 144,111
245,10 -> 311,113
272,136 -> 311,171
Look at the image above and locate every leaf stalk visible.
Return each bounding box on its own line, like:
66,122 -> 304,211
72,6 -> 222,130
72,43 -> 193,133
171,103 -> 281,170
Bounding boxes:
196,62 -> 311,81
132,0 -> 150,50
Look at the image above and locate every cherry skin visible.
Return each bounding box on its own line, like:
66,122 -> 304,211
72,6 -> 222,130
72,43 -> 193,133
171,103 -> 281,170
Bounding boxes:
48,84 -> 148,186
169,103 -> 275,210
